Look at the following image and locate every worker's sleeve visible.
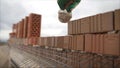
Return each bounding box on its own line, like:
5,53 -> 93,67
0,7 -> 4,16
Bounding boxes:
57,0 -> 68,10
66,0 -> 81,12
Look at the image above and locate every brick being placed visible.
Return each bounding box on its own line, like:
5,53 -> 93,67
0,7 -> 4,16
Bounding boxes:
114,9 -> 120,30
104,34 -> 120,56
27,13 -> 41,38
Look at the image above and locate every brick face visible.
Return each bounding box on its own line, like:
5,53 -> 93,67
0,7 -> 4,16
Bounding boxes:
68,21 -> 72,35
104,34 -> 120,56
23,17 -> 28,38
55,36 -> 64,48
81,17 -> 90,33
46,37 -> 55,47
85,34 -> 93,52
76,35 -> 84,51
101,11 -> 114,32
77,19 -> 81,34
114,9 -> 120,30
27,13 -> 41,38
90,16 -> 94,33
63,36 -> 70,49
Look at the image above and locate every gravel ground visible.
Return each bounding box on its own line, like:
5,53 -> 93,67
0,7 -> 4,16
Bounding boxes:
0,45 -> 10,68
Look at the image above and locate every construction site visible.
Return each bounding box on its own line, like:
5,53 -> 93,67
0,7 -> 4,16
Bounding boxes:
7,8 -> 120,68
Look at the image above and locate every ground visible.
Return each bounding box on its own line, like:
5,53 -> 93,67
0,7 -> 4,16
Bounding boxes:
0,44 -> 10,68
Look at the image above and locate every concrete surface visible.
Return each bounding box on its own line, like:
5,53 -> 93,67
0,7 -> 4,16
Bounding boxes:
0,45 -> 10,68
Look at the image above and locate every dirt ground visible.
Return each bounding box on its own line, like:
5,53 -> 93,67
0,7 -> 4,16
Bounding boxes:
0,45 -> 10,68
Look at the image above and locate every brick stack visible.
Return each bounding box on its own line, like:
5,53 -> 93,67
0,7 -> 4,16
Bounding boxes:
27,13 -> 41,38
27,13 -> 41,46
10,13 -> 41,45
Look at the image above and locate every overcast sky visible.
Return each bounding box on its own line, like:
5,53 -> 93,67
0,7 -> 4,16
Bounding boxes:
0,0 -> 120,41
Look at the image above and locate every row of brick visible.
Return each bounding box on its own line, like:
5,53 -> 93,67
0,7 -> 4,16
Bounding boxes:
9,13 -> 41,38
68,9 -> 120,35
17,33 -> 120,56
11,44 -> 120,68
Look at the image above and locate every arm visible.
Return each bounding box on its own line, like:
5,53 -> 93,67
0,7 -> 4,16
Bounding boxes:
66,0 -> 81,13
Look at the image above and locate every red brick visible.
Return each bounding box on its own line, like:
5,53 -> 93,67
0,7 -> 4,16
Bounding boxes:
68,36 -> 73,50
72,21 -> 76,34
114,9 -> 120,30
23,17 -> 28,38
85,34 -> 93,52
97,14 -> 102,32
76,35 -> 84,51
46,37 -> 55,47
95,34 -> 100,53
72,35 -> 77,50
94,15 -> 98,32
55,36 -> 64,48
99,34 -> 104,54
63,36 -> 70,49
90,16 -> 94,33
101,11 -> 114,32
104,34 -> 120,56
27,13 -> 41,38
68,22 -> 73,35
92,34 -> 96,53
77,19 -> 81,34
28,37 -> 39,45
17,22 -> 21,38
81,17 -> 90,33
39,37 -> 47,46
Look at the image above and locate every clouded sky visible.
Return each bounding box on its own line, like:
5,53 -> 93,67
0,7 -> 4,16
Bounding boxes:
0,0 -> 120,41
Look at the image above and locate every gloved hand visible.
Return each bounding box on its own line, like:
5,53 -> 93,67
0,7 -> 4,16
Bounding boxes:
58,10 -> 72,23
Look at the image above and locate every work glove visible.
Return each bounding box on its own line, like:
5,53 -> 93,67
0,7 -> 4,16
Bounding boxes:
58,10 -> 72,23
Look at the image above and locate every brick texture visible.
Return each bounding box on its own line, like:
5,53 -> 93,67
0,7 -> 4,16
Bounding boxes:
104,34 -> 120,56
101,11 -> 114,32
81,17 -> 90,33
114,9 -> 120,30
23,17 -> 28,38
27,13 -> 41,38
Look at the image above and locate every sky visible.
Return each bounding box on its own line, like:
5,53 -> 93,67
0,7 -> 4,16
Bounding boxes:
0,0 -> 120,41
